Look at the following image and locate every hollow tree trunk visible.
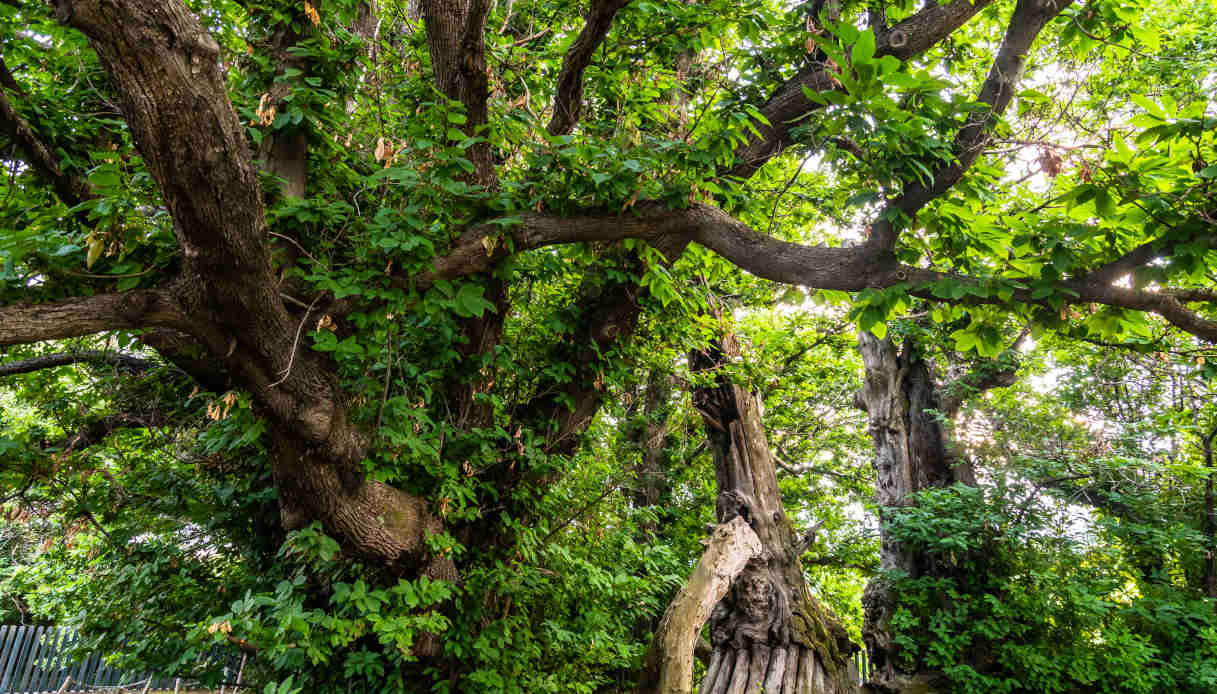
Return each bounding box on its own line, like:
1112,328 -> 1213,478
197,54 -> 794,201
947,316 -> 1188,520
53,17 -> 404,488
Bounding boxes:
641,337 -> 859,694
855,333 -> 982,692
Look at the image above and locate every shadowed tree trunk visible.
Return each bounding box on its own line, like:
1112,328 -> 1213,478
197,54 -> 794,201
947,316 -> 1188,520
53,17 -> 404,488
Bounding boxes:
856,332 -> 1016,692
1200,420 -> 1217,602
640,336 -> 859,694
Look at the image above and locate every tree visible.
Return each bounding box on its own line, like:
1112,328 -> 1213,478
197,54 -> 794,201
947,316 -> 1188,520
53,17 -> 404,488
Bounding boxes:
1,0 -> 1215,691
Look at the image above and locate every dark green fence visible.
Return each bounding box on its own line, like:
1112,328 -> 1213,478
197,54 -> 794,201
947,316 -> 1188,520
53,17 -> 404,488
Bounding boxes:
0,625 -> 215,693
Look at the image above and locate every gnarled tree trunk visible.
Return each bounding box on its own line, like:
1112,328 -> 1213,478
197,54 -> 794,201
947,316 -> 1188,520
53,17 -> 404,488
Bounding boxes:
641,337 -> 860,694
856,332 -> 1016,692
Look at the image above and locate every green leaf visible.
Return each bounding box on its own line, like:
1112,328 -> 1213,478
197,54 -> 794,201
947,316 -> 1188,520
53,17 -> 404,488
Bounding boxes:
1093,189 -> 1117,218
852,30 -> 876,67
88,167 -> 121,188
454,283 -> 495,318
1130,94 -> 1164,119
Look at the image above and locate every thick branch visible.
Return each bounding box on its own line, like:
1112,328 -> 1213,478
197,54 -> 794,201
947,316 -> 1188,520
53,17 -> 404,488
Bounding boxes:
0,351 -> 159,378
725,0 -> 998,179
422,0 -> 497,186
48,412 -> 171,455
636,517 -> 762,694
867,0 -> 1074,251
52,0 -> 446,568
547,0 -> 632,136
518,279 -> 645,453
425,202 -> 1217,342
938,364 -> 1018,419
0,290 -> 190,347
53,0 -> 274,281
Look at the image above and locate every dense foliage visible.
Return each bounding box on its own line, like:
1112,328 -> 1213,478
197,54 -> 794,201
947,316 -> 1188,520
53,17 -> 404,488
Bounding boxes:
0,0 -> 1215,692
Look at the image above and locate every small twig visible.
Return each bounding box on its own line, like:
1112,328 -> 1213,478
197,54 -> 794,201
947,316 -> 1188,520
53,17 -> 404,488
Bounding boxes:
269,231 -> 319,263
510,26 -> 551,46
269,294 -> 322,388
375,322 -> 396,431
540,484 -> 621,546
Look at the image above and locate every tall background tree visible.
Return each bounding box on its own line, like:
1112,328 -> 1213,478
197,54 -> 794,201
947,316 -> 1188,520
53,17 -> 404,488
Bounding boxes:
0,0 -> 1215,692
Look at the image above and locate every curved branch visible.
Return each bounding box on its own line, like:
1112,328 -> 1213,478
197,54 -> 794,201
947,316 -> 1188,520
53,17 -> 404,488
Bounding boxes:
0,62 -> 93,209
866,0 -> 1075,251
424,201 -> 1217,342
637,516 -> 762,694
0,351 -> 159,378
547,0 -> 632,136
0,289 -> 191,347
725,0 -> 999,180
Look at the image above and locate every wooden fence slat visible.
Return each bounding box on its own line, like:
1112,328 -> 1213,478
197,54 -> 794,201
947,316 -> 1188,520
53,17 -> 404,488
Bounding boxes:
30,628 -> 53,693
34,625 -> 55,692
51,628 -> 74,686
27,628 -> 47,693
67,633 -> 93,686
3,625 -> 36,693
0,628 -> 13,692
0,624 -> 28,692
0,626 -> 236,693
32,627 -> 62,694
15,625 -> 45,693
74,648 -> 100,691
44,628 -> 71,692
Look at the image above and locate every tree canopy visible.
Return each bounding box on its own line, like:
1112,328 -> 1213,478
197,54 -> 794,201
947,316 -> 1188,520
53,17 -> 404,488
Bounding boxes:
0,0 -> 1215,692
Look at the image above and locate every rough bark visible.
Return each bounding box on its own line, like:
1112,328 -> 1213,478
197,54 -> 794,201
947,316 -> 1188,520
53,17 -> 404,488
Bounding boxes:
666,337 -> 859,694
547,0 -> 632,136
0,290 -> 191,346
43,0 -> 446,570
0,351 -> 158,377
421,0 -> 496,186
856,333 -> 1019,691
1202,421 -> 1217,601
638,516 -> 763,694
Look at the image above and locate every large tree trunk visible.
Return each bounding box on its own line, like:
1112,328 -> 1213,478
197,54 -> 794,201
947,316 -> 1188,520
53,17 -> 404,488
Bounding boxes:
856,332 -> 1003,692
1201,421 -> 1217,602
641,337 -> 859,694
